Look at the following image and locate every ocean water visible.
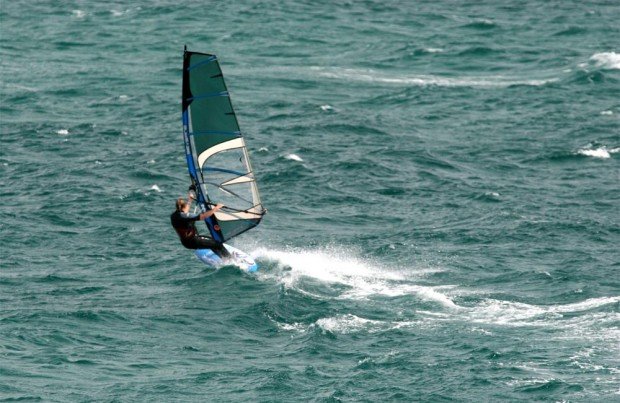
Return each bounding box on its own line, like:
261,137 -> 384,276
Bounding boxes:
1,1 -> 619,401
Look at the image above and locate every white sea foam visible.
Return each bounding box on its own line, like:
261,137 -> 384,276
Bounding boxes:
150,185 -> 162,192
577,147 -> 611,159
314,67 -> 558,88
476,18 -> 495,26
407,267 -> 447,278
252,246 -> 618,342
284,153 -> 303,162
244,65 -> 557,89
56,129 -> 69,135
506,377 -> 559,388
466,296 -> 620,328
600,110 -> 613,115
314,314 -> 429,334
315,314 -> 383,334
111,9 -> 129,17
568,345 -> 620,376
467,299 -> 550,326
275,321 -> 307,333
320,104 -> 334,112
72,10 -> 86,19
4,83 -> 37,92
252,247 -> 457,308
548,296 -> 620,314
589,52 -> 620,70
253,247 -> 396,287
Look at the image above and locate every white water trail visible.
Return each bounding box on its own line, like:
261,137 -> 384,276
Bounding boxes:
252,247 -> 456,308
250,247 -> 618,338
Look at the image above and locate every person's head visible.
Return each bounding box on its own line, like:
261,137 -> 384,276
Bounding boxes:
176,197 -> 189,213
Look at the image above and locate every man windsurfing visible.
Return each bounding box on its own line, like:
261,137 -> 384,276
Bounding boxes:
170,188 -> 230,258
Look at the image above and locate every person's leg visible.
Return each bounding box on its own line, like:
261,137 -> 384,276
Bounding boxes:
194,236 -> 230,258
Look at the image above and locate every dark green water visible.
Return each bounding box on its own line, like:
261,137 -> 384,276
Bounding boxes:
1,1 -> 619,401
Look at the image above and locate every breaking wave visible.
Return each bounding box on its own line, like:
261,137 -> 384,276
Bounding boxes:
589,52 -> 620,70
576,144 -> 620,159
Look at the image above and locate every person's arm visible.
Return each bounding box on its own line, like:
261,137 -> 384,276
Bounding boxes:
180,204 -> 223,222
198,204 -> 224,221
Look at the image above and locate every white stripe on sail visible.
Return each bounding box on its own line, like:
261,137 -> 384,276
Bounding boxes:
221,175 -> 254,187
215,209 -> 262,221
242,145 -> 262,206
197,138 -> 245,169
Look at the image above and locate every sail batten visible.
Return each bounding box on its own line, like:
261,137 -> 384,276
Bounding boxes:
191,130 -> 241,136
187,56 -> 217,71
182,49 -> 265,242
187,91 -> 230,101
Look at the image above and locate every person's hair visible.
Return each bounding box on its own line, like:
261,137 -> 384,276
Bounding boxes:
176,198 -> 187,212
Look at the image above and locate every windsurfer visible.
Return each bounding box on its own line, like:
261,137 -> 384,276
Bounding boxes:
170,193 -> 230,258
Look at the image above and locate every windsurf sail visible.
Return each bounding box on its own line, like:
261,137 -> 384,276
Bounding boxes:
182,47 -> 265,242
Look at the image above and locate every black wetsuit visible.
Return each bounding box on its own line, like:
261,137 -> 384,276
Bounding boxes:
170,211 -> 229,257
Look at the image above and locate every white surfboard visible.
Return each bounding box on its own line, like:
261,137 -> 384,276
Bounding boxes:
194,244 -> 258,273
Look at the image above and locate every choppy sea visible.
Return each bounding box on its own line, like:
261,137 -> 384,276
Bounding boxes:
1,1 -> 619,401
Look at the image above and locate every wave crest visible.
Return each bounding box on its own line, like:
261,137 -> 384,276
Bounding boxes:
589,52 -> 620,70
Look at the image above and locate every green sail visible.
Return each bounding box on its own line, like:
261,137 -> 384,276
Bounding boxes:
182,50 -> 265,242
